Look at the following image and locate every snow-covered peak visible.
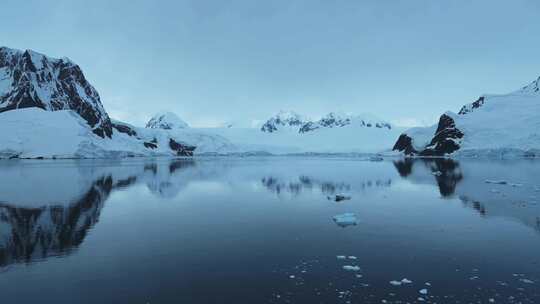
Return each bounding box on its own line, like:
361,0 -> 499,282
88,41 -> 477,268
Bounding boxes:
0,46 -> 112,138
146,111 -> 190,130
260,110 -> 307,133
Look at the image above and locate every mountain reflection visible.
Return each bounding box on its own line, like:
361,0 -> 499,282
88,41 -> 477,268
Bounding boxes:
0,176 -> 113,267
393,158 -> 463,197
261,175 -> 391,197
0,159 -> 196,268
394,158 -> 540,232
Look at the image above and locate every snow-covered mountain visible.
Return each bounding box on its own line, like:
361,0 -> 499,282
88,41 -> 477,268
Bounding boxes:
260,110 -> 307,133
299,112 -> 392,133
200,111 -> 403,154
0,47 -> 200,159
260,111 -> 392,135
0,47 -> 113,138
393,76 -> 540,157
146,111 -> 189,129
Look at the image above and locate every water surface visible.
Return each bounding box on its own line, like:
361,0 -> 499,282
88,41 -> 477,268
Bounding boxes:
1,157 -> 539,303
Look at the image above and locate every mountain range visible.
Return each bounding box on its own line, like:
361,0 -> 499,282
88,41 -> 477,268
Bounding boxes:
0,46 -> 539,158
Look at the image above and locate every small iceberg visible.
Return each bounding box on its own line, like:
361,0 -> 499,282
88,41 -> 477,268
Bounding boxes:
485,180 -> 508,185
328,194 -> 352,202
342,265 -> 361,272
333,213 -> 359,227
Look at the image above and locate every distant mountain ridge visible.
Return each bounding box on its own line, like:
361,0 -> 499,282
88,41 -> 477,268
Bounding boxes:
261,110 -> 392,134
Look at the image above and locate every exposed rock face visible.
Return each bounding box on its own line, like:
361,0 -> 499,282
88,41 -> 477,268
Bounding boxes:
146,112 -> 189,130
421,114 -> 464,156
0,47 -> 113,138
393,134 -> 417,155
111,121 -> 138,137
458,96 -> 485,115
169,138 -> 196,156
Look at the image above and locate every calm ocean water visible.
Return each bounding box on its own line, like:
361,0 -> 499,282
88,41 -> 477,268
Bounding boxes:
0,157 -> 539,303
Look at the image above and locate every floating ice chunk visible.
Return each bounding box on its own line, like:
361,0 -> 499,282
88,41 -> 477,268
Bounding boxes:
348,256 -> 357,260
333,213 -> 359,227
337,255 -> 346,259
401,278 -> 413,284
329,194 -> 352,202
389,280 -> 402,286
489,299 -> 495,303
520,278 -> 534,284
419,288 -> 428,295
342,265 -> 361,272
289,275 -> 295,279
417,297 -> 425,301
485,180 -> 508,185
355,274 -> 363,278
425,282 -> 431,286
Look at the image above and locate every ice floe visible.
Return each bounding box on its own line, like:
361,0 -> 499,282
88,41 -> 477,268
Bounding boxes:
328,194 -> 352,202
332,213 -> 359,227
485,180 -> 508,185
342,265 -> 361,272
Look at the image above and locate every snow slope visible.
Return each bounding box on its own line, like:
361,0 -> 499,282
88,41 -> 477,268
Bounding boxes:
0,108 -> 198,158
393,76 -> 540,157
146,111 -> 189,129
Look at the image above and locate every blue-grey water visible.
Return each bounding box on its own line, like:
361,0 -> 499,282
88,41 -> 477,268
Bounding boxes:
1,157 -> 539,304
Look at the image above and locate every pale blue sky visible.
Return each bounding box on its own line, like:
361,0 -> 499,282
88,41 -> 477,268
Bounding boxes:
1,0 -> 539,127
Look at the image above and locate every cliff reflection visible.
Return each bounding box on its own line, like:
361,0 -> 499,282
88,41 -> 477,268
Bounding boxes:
393,158 -> 463,197
0,159 -> 196,268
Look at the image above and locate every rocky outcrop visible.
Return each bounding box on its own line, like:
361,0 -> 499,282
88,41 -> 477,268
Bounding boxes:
112,121 -> 138,137
392,134 -> 417,155
458,96 -> 485,115
421,114 -> 464,156
169,139 -> 196,156
0,47 -> 113,138
393,113 -> 463,156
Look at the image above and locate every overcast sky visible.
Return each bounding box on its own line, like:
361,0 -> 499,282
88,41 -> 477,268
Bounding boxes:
2,0 -> 539,127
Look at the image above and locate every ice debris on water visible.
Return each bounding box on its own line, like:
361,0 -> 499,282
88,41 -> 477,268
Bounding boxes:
485,180 -> 508,185
332,213 -> 359,227
390,278 -> 413,286
337,255 -> 346,260
342,265 -> 361,272
328,194 -> 352,202
419,288 -> 428,295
